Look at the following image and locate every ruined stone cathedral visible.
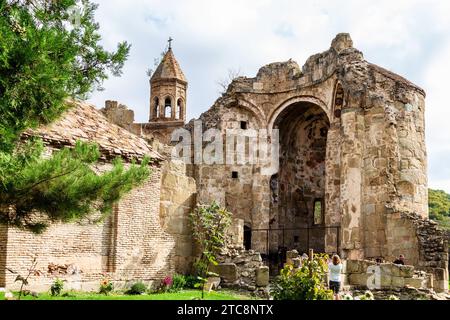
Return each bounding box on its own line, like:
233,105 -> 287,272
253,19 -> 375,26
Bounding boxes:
1,34 -> 448,294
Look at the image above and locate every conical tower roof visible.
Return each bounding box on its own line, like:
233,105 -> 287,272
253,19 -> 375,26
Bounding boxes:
150,48 -> 187,83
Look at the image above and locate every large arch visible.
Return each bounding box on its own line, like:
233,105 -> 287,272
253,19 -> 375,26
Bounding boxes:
267,95 -> 330,132
267,99 -> 336,260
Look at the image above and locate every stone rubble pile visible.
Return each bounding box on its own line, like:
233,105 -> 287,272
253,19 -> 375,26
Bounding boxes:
211,244 -> 270,298
350,288 -> 450,301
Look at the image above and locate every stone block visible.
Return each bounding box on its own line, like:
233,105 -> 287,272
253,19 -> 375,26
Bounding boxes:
380,263 -> 395,276
256,266 -> 269,287
348,273 -> 370,286
391,276 -> 405,288
211,263 -> 238,282
292,258 -> 302,269
346,260 -> 375,274
380,273 -> 392,287
404,277 -> 425,289
434,279 -> 448,293
433,268 -> 446,281
345,260 -> 360,273
398,265 -> 415,278
363,204 -> 376,215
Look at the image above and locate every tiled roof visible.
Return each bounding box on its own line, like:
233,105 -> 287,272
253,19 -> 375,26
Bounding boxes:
22,100 -> 163,162
150,48 -> 187,83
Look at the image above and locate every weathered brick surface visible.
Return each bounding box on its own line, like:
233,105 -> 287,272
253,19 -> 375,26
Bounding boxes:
1,157 -> 198,291
0,224 -> 7,288
1,102 -> 196,292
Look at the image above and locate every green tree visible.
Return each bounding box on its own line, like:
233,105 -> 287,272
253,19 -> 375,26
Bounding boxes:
0,0 -> 150,232
189,202 -> 232,298
428,188 -> 450,231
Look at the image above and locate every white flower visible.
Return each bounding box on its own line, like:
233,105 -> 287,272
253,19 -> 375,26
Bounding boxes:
364,290 -> 375,300
0,288 -> 5,293
343,294 -> 354,300
5,292 -> 14,300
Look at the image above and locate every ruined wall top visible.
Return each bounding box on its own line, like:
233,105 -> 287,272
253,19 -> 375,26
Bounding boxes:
330,33 -> 354,53
220,33 -> 425,100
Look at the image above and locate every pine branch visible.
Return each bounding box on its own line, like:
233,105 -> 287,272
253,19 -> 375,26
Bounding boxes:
15,167 -> 79,196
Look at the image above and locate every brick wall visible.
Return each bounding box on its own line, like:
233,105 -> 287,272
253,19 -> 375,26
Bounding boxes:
1,163 -> 194,292
0,224 -> 7,287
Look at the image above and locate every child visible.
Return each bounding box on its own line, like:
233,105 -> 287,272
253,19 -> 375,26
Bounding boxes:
328,254 -> 343,300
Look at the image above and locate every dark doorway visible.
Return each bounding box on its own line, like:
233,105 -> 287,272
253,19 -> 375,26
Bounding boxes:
244,225 -> 252,250
271,102 -> 330,254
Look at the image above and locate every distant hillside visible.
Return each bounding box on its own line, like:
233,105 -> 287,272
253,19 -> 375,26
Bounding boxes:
428,189 -> 450,231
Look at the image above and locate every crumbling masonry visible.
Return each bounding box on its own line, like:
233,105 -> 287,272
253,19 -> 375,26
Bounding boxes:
186,33 -> 448,292
0,34 -> 448,294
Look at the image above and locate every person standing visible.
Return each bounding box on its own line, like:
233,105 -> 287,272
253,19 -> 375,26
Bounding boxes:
328,254 -> 343,300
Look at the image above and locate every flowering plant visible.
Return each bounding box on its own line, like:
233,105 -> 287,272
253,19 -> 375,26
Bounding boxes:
99,278 -> 114,295
343,293 -> 354,300
161,276 -> 173,291
358,290 -> 375,300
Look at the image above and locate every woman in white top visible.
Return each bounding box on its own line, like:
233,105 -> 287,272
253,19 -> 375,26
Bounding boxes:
328,254 -> 343,300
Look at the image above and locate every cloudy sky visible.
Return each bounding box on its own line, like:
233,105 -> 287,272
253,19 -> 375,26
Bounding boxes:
87,0 -> 450,193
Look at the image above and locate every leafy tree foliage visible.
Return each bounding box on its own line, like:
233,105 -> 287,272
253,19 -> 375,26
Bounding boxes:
0,0 -> 150,232
190,202 -> 232,276
189,202 -> 232,298
428,188 -> 450,231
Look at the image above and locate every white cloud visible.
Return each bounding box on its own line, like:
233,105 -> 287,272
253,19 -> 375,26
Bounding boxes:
87,0 -> 450,192
423,40 -> 450,192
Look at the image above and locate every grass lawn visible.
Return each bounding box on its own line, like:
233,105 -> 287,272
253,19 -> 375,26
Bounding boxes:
0,289 -> 257,301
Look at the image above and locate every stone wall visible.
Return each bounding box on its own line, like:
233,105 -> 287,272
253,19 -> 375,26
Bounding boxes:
99,99 -> 185,145
185,33 -> 446,287
399,212 -> 448,292
100,100 -> 135,132
159,159 -> 197,274
383,210 -> 449,292
345,260 -> 432,291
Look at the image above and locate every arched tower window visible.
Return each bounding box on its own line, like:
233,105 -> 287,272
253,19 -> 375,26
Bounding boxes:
153,97 -> 159,119
164,97 -> 172,118
176,99 -> 183,120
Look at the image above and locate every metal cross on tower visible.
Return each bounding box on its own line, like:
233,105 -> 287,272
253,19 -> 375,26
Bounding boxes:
168,37 -> 173,49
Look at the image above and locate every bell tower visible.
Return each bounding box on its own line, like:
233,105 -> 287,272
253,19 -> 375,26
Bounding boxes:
149,38 -> 187,125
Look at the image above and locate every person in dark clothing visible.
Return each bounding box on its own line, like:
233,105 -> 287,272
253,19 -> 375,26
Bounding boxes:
393,254 -> 405,265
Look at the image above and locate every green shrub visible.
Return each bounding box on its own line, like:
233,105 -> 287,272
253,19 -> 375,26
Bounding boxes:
170,274 -> 187,293
50,278 -> 64,297
184,275 -> 202,289
271,254 -> 333,300
126,281 -> 147,295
